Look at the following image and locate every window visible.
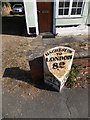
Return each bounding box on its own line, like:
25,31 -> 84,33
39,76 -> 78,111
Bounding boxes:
58,0 -> 70,15
58,0 -> 84,17
71,0 -> 83,15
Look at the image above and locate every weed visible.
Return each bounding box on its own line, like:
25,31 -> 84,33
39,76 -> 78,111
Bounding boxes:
65,63 -> 82,88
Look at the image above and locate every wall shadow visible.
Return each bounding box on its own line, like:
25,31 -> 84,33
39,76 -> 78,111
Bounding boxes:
2,16 -> 28,36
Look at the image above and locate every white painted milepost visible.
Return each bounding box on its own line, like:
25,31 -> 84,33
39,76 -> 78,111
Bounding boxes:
44,46 -> 75,92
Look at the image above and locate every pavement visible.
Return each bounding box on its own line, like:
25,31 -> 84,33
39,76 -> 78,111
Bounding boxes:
2,85 -> 88,118
27,35 -> 89,60
2,35 -> 89,118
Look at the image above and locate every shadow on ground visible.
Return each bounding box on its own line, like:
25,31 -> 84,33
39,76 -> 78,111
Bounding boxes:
2,16 -> 28,36
3,67 -> 58,92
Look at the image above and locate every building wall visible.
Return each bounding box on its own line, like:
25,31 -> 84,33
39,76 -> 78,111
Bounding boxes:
23,0 -> 89,35
87,10 -> 90,25
86,1 -> 90,24
23,0 -> 38,35
56,17 -> 83,26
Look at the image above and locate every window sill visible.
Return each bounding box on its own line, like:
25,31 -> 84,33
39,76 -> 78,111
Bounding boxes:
56,15 -> 83,19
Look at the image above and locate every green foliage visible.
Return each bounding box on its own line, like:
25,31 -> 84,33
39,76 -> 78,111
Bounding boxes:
65,64 -> 82,88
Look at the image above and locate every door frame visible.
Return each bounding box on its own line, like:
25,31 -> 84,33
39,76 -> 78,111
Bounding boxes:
34,0 -> 39,35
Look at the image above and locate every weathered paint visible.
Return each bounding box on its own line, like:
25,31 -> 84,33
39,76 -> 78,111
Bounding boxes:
44,46 -> 75,92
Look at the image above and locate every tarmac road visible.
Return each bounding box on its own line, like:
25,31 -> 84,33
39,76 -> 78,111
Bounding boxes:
2,83 -> 88,118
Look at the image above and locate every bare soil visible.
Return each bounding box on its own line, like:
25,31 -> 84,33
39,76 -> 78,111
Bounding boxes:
1,34 -> 89,94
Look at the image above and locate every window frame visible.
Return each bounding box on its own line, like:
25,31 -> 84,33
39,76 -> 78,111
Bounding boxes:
56,0 -> 85,18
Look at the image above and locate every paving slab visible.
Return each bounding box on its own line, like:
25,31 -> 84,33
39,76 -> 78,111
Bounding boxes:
28,36 -> 89,59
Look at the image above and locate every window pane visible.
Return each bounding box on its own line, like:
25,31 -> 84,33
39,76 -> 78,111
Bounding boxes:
59,9 -> 63,15
59,2 -> 64,8
64,9 -> 69,15
77,8 -> 81,14
65,2 -> 70,7
78,2 -> 83,7
72,2 -> 77,7
71,8 -> 76,15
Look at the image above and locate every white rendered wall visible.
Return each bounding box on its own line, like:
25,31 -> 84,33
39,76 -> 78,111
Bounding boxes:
23,0 -> 38,35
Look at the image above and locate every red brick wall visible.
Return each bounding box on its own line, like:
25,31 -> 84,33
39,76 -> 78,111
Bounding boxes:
73,58 -> 90,74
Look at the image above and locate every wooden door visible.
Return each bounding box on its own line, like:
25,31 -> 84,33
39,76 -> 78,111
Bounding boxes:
37,2 -> 53,33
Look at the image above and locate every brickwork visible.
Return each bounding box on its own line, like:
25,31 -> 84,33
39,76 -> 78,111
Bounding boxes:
73,57 -> 90,74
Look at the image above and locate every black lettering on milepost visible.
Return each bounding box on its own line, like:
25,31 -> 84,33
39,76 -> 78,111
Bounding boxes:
59,62 -> 65,68
53,63 -> 58,69
53,62 -> 65,69
45,55 -> 72,62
